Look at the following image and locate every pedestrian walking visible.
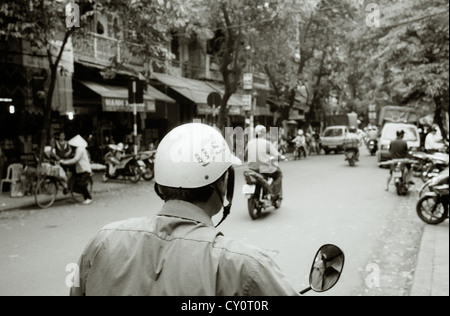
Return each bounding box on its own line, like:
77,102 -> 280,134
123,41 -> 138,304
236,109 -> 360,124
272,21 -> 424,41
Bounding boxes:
60,135 -> 92,205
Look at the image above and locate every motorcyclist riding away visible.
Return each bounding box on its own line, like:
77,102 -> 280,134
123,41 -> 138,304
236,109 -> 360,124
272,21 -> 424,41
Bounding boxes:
246,125 -> 283,201
367,126 -> 378,140
343,126 -> 360,161
385,130 -> 414,191
70,123 -> 299,296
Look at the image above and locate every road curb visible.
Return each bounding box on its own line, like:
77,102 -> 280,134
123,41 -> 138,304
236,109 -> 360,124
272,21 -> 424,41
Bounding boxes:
410,223 -> 449,296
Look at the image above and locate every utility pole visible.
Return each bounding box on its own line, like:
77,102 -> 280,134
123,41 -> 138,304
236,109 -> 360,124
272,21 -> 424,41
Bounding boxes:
129,80 -> 144,155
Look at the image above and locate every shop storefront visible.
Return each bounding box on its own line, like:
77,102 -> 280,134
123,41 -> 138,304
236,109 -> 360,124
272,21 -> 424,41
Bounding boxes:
0,38 -> 74,175
151,72 -> 255,128
72,79 -> 176,162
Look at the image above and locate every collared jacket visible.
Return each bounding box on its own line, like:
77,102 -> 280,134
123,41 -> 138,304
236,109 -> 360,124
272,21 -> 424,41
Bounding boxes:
246,138 -> 280,174
70,200 -> 299,296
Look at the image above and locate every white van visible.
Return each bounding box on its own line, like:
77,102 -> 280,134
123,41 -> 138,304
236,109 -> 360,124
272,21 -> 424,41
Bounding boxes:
321,125 -> 349,154
377,123 -> 421,162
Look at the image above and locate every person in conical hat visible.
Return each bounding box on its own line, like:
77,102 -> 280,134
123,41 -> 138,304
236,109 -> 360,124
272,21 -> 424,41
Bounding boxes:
68,135 -> 88,148
61,135 -> 93,205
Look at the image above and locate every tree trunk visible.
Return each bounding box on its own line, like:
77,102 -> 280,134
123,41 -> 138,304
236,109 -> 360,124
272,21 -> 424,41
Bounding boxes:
38,28 -> 75,166
38,65 -> 57,165
434,95 -> 449,142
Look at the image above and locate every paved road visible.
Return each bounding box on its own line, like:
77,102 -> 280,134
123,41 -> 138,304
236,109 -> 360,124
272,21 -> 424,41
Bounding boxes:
0,148 -> 425,296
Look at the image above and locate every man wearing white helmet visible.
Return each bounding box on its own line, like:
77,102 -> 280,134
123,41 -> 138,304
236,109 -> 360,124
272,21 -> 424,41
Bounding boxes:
245,125 -> 283,201
292,129 -> 308,158
70,122 -> 299,296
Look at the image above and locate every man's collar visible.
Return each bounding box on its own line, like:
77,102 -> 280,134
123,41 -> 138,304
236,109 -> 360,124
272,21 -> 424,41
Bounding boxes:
158,200 -> 215,227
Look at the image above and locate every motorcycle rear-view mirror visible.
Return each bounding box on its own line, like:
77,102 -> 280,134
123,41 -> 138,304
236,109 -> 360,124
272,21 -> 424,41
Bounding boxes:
299,244 -> 345,295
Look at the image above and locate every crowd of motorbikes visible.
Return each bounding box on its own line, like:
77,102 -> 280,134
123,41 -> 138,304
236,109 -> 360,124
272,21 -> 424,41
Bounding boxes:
378,148 -> 449,225
277,131 -> 322,159
244,126 -> 448,226
102,143 -> 156,184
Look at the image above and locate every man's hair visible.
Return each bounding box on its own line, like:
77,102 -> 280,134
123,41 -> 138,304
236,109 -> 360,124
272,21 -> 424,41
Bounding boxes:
156,172 -> 227,204
156,184 -> 214,204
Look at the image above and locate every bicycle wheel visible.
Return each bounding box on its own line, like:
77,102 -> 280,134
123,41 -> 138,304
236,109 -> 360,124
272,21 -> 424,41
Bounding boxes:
71,176 -> 93,203
35,177 -> 58,209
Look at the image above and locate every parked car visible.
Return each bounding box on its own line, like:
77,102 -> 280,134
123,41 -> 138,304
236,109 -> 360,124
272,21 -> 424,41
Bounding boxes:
377,123 -> 421,163
321,125 -> 349,154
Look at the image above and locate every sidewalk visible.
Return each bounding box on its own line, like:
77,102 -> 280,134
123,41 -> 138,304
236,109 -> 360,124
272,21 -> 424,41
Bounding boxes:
410,221 -> 449,296
0,172 -> 135,212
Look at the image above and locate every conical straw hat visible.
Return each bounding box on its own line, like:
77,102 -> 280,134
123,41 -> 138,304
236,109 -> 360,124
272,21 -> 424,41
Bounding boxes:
68,135 -> 88,148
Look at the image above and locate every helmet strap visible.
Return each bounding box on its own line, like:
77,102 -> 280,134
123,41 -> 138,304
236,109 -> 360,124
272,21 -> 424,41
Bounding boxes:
215,166 -> 235,228
154,183 -> 165,200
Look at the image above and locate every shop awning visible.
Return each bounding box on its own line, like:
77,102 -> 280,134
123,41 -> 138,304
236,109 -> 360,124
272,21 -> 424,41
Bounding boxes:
79,81 -> 174,113
152,72 -> 218,106
203,81 -> 245,116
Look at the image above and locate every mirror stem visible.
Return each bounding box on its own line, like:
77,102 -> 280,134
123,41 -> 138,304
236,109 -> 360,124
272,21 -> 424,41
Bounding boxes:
299,287 -> 311,295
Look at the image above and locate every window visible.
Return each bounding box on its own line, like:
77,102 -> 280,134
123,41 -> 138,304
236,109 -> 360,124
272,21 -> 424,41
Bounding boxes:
324,128 -> 344,137
383,126 -> 418,142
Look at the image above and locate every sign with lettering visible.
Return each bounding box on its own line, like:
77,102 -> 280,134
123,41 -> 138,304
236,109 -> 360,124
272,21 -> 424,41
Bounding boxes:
242,94 -> 252,111
102,98 -> 155,112
243,73 -> 253,90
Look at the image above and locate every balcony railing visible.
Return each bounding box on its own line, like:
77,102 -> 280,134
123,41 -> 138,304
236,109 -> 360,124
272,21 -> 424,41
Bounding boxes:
73,32 -> 146,71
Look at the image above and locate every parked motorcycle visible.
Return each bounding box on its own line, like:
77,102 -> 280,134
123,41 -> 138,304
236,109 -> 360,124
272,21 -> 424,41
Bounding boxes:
136,150 -> 156,181
412,152 -> 449,183
418,167 -> 449,198
300,244 -> 345,295
416,171 -> 449,225
242,160 -> 282,219
379,158 -> 416,196
103,144 -> 142,183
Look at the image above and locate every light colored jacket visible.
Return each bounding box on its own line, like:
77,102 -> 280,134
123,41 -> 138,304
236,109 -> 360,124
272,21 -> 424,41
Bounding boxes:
70,200 -> 299,296
63,147 -> 92,174
246,138 -> 280,173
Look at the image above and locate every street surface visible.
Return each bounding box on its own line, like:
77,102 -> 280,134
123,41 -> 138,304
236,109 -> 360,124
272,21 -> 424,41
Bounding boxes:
0,148 -> 426,296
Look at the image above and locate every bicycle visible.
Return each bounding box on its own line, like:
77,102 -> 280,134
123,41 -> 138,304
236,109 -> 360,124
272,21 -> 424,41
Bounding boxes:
34,162 -> 93,209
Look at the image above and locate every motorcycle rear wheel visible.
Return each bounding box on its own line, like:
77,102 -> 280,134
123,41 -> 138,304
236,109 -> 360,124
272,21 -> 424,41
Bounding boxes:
141,165 -> 154,181
128,163 -> 141,183
248,198 -> 262,220
416,196 -> 448,225
396,183 -> 408,196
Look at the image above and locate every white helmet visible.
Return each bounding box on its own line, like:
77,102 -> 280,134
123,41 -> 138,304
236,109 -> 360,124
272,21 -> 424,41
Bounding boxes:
298,130 -> 304,135
155,123 -> 241,188
255,125 -> 266,137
